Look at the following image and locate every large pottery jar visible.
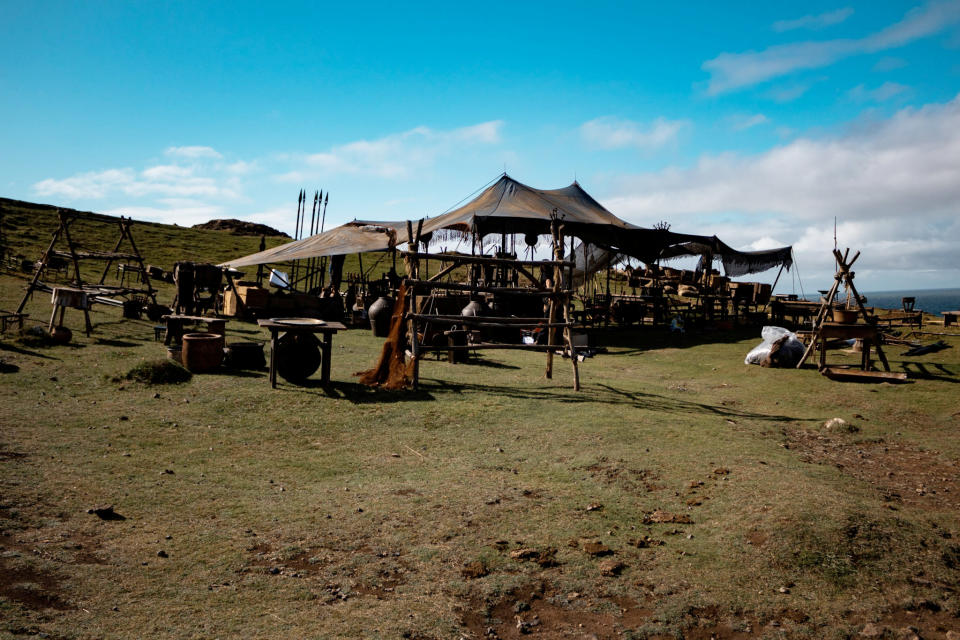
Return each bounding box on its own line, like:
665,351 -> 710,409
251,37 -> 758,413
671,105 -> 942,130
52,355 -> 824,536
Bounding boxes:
181,332 -> 223,373
368,296 -> 394,337
461,299 -> 486,317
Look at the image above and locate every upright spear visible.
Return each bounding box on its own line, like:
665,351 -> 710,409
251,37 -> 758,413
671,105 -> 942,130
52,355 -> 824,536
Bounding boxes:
291,189 -> 304,290
308,190 -> 318,292
319,191 -> 330,288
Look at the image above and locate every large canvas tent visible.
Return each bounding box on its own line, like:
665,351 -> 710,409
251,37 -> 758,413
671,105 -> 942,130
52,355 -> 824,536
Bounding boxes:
221,174 -> 792,278
222,175 -> 709,269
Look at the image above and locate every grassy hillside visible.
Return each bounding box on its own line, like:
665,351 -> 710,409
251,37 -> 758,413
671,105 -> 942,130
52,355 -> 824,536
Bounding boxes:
1,200 -> 960,639
0,198 -> 400,305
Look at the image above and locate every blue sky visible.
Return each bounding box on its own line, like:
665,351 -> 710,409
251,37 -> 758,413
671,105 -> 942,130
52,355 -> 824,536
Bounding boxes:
3,1 -> 960,291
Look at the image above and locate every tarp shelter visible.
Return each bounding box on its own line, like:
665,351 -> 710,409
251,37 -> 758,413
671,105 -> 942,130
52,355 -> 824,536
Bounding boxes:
221,221 -> 405,269
221,175 -> 709,269
659,237 -> 793,278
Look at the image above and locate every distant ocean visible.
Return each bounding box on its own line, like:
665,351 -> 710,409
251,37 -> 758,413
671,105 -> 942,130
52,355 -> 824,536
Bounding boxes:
803,288 -> 960,317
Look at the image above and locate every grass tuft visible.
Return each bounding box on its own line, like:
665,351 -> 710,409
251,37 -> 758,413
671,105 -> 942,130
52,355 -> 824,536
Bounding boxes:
124,359 -> 192,384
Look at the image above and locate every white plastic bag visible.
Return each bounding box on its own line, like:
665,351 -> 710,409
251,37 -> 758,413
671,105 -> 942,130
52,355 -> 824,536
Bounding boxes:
745,326 -> 805,367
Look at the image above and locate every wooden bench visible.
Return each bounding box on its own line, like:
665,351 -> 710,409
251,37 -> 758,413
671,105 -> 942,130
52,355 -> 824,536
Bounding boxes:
943,311 -> 960,327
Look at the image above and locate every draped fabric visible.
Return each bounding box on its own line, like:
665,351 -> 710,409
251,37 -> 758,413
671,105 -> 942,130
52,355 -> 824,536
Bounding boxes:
220,174 -> 777,273
659,237 -> 793,278
221,221 -> 402,269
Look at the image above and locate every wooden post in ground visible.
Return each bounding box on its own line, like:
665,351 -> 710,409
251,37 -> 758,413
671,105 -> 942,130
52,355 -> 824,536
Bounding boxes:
545,215 -> 562,380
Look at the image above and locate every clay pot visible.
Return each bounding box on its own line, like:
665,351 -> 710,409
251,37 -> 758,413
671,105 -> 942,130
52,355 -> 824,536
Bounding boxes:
461,300 -> 486,317
49,326 -> 72,344
223,341 -> 265,370
368,296 -> 394,337
832,309 -> 858,324
181,332 -> 223,373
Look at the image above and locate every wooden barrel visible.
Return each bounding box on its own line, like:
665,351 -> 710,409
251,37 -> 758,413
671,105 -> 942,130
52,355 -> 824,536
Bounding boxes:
181,332 -> 223,372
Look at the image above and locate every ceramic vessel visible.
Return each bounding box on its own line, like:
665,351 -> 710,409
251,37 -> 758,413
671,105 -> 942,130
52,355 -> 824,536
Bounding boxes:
368,296 -> 394,337
181,332 -> 223,373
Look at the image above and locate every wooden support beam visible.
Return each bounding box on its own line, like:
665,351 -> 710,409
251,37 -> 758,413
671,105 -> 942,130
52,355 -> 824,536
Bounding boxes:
401,251 -> 573,268
407,313 -> 564,326
405,279 -> 570,296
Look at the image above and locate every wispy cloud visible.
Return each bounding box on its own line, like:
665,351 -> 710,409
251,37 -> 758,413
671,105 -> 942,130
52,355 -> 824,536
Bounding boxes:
604,94 -> 960,285
34,164 -> 235,200
848,81 -> 910,102
766,83 -> 813,103
280,120 -> 504,180
729,113 -> 770,131
703,0 -> 960,94
872,56 -> 908,71
165,145 -> 222,159
773,8 -> 854,33
580,116 -> 688,150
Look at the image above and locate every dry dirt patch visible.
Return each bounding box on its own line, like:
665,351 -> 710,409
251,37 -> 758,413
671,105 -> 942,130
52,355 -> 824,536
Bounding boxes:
786,429 -> 960,510
458,580 -> 652,639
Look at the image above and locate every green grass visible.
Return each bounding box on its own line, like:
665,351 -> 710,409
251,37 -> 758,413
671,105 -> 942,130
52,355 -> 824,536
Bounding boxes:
2,202 -> 960,638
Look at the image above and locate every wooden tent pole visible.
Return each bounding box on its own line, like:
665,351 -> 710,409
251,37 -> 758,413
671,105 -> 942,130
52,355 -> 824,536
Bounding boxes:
545,218 -> 558,379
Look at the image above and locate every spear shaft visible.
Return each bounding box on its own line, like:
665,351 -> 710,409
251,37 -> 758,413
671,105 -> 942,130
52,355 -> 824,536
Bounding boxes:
308,191 -> 318,292
292,189 -> 304,290
319,192 -> 329,288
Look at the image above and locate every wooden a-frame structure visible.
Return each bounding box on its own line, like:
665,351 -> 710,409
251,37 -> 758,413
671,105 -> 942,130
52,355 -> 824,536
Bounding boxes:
16,209 -> 157,334
796,248 -> 890,371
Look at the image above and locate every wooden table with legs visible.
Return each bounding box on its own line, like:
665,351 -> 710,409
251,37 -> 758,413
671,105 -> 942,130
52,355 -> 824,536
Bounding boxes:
257,318 -> 346,388
817,322 -> 881,371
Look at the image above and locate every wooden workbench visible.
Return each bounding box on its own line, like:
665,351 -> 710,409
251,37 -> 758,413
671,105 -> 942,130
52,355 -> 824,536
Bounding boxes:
257,318 -> 346,388
817,322 -> 880,371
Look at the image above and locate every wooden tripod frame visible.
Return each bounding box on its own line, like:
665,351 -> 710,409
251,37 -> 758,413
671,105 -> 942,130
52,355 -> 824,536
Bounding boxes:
796,248 -> 889,371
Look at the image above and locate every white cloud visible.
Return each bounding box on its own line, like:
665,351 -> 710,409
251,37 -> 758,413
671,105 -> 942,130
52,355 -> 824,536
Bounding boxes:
284,120 -> 505,180
603,95 -> 960,288
224,160 -> 257,174
33,163 -> 235,200
765,83 -> 812,103
773,8 -> 854,33
164,145 -> 222,159
580,116 -> 688,150
848,81 -> 910,102
34,169 -> 136,199
730,113 -> 770,131
872,56 -> 908,71
703,0 -> 960,94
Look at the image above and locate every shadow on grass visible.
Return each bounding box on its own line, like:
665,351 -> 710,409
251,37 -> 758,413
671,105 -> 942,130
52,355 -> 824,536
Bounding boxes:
896,361 -> 960,384
446,358 -> 521,370
211,369 -> 266,379
590,326 -> 759,354
281,379 -> 435,404
94,338 -> 141,348
421,378 -> 811,423
0,340 -> 58,360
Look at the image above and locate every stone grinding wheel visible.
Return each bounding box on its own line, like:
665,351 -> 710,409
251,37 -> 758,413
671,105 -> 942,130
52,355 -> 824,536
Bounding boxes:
275,332 -> 322,383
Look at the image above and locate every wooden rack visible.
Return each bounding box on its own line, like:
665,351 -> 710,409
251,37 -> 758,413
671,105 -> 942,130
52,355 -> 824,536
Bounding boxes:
16,209 -> 157,334
401,215 -> 581,391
